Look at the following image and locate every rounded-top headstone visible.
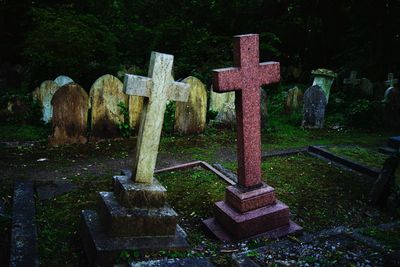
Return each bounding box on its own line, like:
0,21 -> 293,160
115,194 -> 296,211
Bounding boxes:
285,86 -> 303,113
89,74 -> 128,140
209,88 -> 236,124
54,75 -> 74,87
32,80 -> 60,123
174,76 -> 207,134
49,83 -> 88,145
302,85 -> 327,129
128,95 -> 144,132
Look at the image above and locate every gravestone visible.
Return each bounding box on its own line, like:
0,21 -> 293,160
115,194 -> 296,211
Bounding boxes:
284,86 -> 303,113
383,87 -> 400,128
360,78 -> 374,97
203,34 -> 301,241
209,89 -> 236,124
48,83 -> 88,145
343,71 -> 360,86
311,68 -> 336,102
174,76 -> 207,134
32,80 -> 60,123
302,85 -> 327,129
343,71 -> 373,97
54,75 -> 74,87
90,74 -> 128,140
128,95 -> 144,132
385,73 -> 398,88
81,52 -> 189,266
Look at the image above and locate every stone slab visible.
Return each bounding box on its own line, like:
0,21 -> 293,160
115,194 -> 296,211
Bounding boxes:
213,200 -> 290,239
10,180 -> 39,267
225,184 -> 276,212
114,176 -> 166,208
81,210 -> 189,267
98,192 -> 177,237
203,217 -> 302,242
130,258 -> 214,267
388,136 -> 400,150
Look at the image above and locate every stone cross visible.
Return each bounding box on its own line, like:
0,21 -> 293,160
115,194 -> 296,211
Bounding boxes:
385,73 -> 398,88
212,34 -> 280,188
343,71 -> 361,86
123,52 -> 189,183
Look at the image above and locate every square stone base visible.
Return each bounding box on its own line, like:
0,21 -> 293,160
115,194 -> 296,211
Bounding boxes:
114,176 -> 166,208
203,198 -> 302,241
81,210 -> 189,267
203,217 -> 302,242
225,183 -> 276,212
98,192 -> 177,237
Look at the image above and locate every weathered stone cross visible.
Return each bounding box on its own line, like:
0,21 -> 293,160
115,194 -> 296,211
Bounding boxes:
212,34 -> 280,188
343,71 -> 361,86
123,52 -> 189,184
385,73 -> 398,88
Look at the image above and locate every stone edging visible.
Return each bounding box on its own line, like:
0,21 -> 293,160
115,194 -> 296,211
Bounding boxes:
307,146 -> 380,178
9,180 -> 39,267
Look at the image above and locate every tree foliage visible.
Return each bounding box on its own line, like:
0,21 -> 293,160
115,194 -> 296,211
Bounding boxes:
1,0 -> 400,88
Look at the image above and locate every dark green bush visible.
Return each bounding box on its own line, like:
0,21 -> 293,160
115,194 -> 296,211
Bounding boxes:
345,99 -> 383,128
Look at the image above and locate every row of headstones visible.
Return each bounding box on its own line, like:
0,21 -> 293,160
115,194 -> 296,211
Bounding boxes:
285,70 -> 400,128
33,74 -> 247,145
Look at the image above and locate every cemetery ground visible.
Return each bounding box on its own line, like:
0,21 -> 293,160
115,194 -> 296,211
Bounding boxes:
0,118 -> 399,266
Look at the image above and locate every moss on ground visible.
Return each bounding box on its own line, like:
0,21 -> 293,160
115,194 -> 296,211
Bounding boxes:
325,146 -> 387,169
361,225 -> 400,250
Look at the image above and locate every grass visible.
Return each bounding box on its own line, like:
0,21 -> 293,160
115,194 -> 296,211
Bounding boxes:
0,124 -> 50,141
361,225 -> 400,250
325,146 -> 388,169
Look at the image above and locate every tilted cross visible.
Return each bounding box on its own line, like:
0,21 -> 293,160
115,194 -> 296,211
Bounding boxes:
343,71 -> 360,86
385,73 -> 398,88
123,52 -> 189,184
212,34 -> 280,188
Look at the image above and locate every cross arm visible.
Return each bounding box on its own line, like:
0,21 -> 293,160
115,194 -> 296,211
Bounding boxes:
123,74 -> 152,97
212,67 -> 242,92
258,62 -> 280,85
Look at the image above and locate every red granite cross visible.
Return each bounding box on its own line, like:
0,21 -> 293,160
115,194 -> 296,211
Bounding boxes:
213,34 -> 280,188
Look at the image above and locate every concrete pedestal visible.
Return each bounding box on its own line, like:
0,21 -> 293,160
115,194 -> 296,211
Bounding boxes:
203,184 -> 302,241
81,175 -> 189,267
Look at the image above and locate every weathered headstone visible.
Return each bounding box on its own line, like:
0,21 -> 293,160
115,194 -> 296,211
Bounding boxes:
383,87 -> 400,128
302,85 -> 327,129
209,89 -> 236,124
32,80 -> 60,123
81,52 -> 189,266
311,68 -> 336,102
89,74 -> 128,140
128,95 -> 144,132
54,75 -> 74,87
360,78 -> 374,97
203,34 -> 301,241
284,86 -> 303,113
48,83 -> 88,145
124,53 -> 190,183
174,76 -> 207,134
